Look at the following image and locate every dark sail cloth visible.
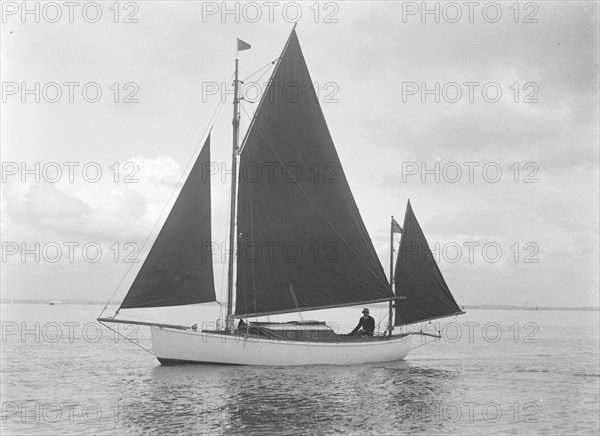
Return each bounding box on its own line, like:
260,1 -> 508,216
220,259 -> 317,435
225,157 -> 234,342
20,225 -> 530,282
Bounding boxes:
394,200 -> 464,326
120,136 -> 216,309
350,315 -> 375,336
235,29 -> 393,318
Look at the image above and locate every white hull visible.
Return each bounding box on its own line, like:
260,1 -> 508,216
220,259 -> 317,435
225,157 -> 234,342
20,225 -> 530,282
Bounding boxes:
151,326 -> 412,366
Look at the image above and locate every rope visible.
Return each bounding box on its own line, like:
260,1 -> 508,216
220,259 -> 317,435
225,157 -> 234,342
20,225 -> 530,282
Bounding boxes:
410,336 -> 438,351
289,285 -> 305,323
240,60 -> 278,104
240,58 -> 279,83
375,311 -> 388,331
408,314 -> 459,351
288,285 -> 311,354
98,320 -> 156,357
239,232 -> 250,319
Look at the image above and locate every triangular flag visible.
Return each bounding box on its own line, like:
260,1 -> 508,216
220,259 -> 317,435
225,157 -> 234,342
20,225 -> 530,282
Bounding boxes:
237,38 -> 251,51
392,218 -> 403,233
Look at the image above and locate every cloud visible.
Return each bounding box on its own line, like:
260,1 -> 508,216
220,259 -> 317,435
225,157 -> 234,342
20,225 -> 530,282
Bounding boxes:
2,155 -> 187,243
1,3 -> 597,306
18,183 -> 90,219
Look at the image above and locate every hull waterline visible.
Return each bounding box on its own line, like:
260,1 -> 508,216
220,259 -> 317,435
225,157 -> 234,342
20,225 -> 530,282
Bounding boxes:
151,326 -> 412,366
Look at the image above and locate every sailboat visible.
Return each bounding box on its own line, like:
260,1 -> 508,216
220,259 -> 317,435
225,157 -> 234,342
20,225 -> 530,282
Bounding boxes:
98,27 -> 464,366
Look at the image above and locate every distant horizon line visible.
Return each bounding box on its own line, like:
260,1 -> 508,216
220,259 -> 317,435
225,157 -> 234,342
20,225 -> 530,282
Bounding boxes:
1,299 -> 598,311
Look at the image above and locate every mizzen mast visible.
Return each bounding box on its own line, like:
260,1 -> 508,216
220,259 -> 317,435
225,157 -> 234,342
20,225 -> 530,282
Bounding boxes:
387,216 -> 395,337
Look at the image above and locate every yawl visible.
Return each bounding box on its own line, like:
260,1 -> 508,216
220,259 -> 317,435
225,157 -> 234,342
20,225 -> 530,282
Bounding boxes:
98,27 -> 464,366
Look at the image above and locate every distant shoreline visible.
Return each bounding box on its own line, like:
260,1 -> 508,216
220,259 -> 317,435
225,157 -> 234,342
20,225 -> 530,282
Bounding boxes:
1,299 -> 598,311
462,304 -> 599,312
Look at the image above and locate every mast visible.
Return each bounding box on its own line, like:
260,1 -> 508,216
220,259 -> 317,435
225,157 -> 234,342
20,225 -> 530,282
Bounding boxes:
387,216 -> 395,337
226,57 -> 240,331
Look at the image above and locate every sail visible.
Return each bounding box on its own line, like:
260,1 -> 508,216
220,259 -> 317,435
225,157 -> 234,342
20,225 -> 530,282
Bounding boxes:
394,201 -> 463,326
120,136 -> 216,309
235,29 -> 392,318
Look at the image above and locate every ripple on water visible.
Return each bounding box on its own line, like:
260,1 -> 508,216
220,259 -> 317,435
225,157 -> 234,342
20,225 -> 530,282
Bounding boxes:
1,305 -> 599,435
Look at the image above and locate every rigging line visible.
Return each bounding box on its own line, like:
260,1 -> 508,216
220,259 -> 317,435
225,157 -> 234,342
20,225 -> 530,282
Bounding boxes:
240,233 -> 249,320
237,46 -> 288,155
106,313 -> 164,323
98,321 -> 156,357
237,29 -> 297,158
236,67 -> 265,146
238,103 -> 393,295
396,311 -> 466,328
435,314 -> 459,330
252,66 -> 276,93
288,285 -> 305,323
375,311 -> 388,330
407,316 -> 459,349
288,285 -> 311,354
379,236 -> 393,331
104,305 -> 227,327
239,62 -> 277,104
97,72 -> 234,321
100,307 -> 222,325
410,336 -> 438,351
240,57 -> 279,83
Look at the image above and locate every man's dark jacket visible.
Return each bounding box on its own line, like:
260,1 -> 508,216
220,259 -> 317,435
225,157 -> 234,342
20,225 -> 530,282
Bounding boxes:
350,315 -> 375,336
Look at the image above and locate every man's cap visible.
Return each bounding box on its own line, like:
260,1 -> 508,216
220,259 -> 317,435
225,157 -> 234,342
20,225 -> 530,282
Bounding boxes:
362,308 -> 369,314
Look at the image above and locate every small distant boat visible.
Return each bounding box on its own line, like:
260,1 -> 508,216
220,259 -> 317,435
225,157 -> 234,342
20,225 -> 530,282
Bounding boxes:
49,300 -> 62,305
99,26 -> 464,366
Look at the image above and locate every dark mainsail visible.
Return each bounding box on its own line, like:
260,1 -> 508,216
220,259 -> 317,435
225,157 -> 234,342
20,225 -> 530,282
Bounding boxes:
394,201 -> 463,326
235,29 -> 392,318
120,136 -> 216,309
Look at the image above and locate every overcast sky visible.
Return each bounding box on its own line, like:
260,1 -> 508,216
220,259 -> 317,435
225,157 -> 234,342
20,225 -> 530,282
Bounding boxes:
1,1 -> 598,308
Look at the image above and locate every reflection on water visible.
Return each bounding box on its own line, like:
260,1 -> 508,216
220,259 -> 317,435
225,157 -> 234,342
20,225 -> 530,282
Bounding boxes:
118,361 -> 460,435
1,304 -> 598,435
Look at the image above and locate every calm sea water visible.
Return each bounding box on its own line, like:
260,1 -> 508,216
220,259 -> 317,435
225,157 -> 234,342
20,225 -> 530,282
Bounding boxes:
1,303 -> 598,435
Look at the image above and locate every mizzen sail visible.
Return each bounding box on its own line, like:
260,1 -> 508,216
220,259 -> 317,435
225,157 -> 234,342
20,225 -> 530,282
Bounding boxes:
235,29 -> 392,318
394,200 -> 463,326
120,135 -> 216,309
